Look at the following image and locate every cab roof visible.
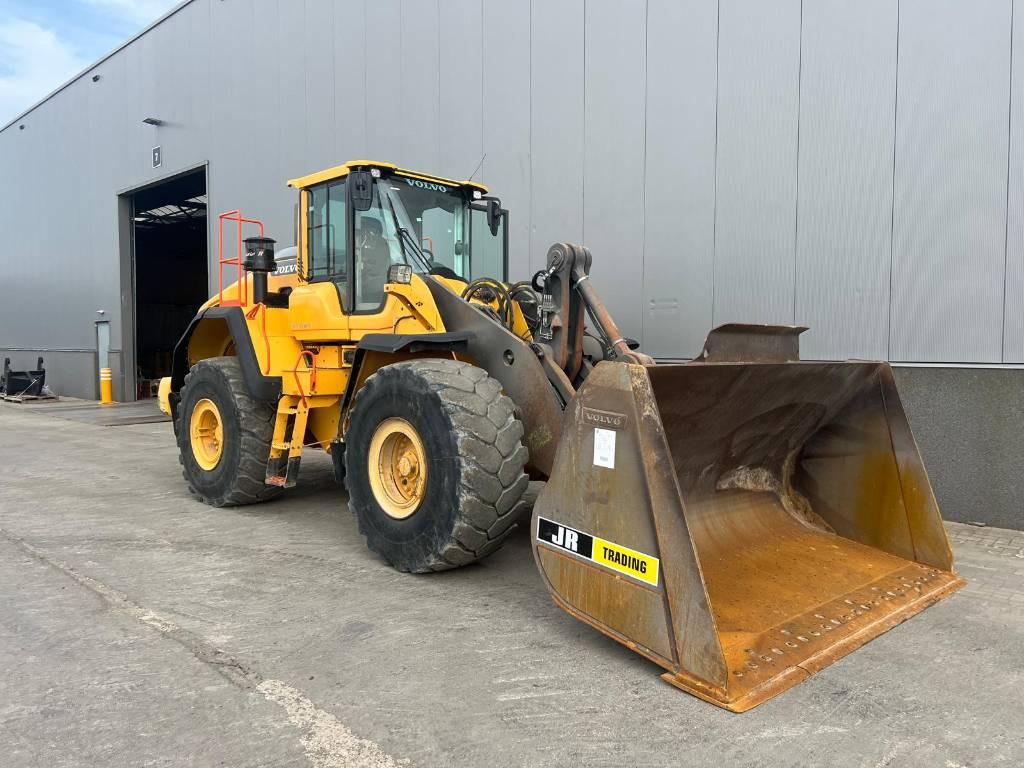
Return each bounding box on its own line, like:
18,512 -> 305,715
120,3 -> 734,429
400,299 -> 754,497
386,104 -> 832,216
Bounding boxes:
286,160 -> 489,194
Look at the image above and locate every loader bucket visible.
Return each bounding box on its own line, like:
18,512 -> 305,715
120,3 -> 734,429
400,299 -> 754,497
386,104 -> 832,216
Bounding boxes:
533,338 -> 964,712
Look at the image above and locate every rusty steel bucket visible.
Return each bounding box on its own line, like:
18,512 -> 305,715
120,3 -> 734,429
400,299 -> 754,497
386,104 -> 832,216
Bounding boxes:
532,327 -> 964,712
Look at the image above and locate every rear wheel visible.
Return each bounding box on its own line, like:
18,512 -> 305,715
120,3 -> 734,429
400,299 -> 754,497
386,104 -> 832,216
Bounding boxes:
176,357 -> 281,507
345,359 -> 529,572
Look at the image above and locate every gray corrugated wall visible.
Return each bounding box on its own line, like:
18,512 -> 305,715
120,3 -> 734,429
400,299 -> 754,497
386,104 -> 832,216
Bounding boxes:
642,0 -> 717,359
891,0 -> 1012,363
713,0 -> 802,328
3,0 -> 1024,398
1003,0 -> 1024,363
795,0 -> 897,361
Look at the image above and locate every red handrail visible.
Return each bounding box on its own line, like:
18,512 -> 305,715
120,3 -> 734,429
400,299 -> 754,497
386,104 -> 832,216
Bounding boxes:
218,210 -> 265,307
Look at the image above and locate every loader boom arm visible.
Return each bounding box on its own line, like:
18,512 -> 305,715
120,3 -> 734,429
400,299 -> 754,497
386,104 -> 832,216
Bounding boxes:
533,243 -> 653,382
422,241 -> 655,476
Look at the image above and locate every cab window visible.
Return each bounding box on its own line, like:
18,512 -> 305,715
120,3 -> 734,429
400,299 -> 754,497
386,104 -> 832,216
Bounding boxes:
354,185 -> 404,311
383,177 -> 466,277
306,181 -> 347,284
469,206 -> 506,281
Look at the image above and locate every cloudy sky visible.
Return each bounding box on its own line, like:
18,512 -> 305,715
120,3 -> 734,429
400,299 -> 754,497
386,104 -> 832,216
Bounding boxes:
0,0 -> 181,124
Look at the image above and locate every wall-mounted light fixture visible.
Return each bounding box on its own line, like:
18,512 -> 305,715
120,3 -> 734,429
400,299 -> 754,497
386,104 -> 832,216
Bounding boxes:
142,117 -> 163,126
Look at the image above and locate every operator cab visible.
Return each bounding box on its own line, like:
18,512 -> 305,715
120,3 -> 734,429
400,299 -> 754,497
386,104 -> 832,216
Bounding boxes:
289,161 -> 508,312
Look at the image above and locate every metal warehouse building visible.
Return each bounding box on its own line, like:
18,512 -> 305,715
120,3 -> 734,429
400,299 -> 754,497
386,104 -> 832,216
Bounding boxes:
2,0 -> 1023,527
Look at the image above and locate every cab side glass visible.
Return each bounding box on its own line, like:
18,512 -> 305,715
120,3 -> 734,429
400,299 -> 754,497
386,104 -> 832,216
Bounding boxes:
307,184 -> 329,279
470,206 -> 505,281
327,182 -> 347,278
305,181 -> 348,309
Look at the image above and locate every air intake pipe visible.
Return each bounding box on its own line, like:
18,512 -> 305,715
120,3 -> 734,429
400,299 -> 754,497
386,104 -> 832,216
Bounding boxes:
243,236 -> 277,305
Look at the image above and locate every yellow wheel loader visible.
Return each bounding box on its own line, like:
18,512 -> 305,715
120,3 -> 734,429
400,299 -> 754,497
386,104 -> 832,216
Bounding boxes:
160,160 -> 964,712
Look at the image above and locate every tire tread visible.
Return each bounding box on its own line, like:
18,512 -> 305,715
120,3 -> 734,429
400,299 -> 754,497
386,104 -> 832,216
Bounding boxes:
176,357 -> 281,507
347,358 -> 529,572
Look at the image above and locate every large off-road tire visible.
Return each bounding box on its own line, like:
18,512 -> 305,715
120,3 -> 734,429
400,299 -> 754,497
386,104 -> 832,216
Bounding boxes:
345,359 -> 530,572
176,356 -> 282,507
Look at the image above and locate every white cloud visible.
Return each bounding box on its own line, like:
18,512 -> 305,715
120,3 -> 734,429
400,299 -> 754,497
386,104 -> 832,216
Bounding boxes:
0,19 -> 91,124
0,1 -> 181,124
82,0 -> 182,28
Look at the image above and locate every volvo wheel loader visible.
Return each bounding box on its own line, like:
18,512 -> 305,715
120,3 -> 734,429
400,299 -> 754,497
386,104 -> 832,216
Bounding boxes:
160,160 -> 964,712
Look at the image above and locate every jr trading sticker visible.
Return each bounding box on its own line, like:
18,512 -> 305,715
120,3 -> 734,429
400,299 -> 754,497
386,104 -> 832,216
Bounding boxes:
537,517 -> 659,586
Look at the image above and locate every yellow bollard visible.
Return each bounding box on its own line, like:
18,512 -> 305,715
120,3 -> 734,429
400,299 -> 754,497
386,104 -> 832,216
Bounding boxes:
99,367 -> 114,405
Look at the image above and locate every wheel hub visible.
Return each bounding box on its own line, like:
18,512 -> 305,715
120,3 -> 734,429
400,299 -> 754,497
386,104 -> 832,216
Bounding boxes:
368,417 -> 427,519
190,398 -> 224,470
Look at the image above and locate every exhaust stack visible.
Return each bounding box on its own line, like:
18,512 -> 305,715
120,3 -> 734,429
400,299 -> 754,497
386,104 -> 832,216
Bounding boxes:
243,235 -> 277,305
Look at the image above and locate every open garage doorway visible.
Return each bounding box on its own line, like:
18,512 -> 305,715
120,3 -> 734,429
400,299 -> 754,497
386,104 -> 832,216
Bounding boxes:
126,168 -> 208,399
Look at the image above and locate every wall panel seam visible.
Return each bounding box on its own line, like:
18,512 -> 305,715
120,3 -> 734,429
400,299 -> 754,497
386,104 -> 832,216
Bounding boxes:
528,0 -> 533,274
640,0 -> 649,347
480,1 -> 484,181
438,0 -> 443,169
363,0 -> 368,147
582,0 -> 588,244
1002,0 -> 1017,363
711,0 -> 722,326
886,0 -> 902,362
792,0 -> 804,325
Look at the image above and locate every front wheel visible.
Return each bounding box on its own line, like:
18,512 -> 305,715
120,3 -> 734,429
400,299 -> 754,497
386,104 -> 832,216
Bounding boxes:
344,359 -> 529,572
176,357 -> 282,507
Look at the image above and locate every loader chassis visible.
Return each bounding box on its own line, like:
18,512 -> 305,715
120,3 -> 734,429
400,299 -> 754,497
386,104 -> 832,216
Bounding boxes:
162,159 -> 964,712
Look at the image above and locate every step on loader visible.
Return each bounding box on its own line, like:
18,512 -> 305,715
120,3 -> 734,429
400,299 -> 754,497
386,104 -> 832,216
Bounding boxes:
160,160 -> 963,712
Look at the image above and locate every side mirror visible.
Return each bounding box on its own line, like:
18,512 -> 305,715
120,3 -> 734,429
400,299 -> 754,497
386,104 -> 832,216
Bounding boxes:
351,170 -> 373,212
486,198 -> 502,237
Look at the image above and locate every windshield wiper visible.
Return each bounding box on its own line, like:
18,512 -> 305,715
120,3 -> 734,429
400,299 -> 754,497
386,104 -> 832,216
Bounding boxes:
382,191 -> 433,273
397,226 -> 433,272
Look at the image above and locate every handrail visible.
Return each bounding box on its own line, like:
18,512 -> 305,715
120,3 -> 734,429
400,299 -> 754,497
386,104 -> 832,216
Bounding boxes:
218,210 -> 265,307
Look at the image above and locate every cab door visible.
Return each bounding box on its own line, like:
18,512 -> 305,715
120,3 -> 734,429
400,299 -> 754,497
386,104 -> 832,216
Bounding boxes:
345,179 -> 419,338
288,179 -> 351,341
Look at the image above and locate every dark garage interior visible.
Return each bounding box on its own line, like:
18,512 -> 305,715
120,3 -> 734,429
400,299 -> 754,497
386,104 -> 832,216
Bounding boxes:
130,169 -> 208,398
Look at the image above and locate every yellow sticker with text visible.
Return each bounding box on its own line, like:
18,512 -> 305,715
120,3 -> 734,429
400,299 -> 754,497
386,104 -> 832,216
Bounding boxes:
591,537 -> 660,586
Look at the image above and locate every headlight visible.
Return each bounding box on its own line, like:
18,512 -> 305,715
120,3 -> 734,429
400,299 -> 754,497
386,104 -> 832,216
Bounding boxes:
387,264 -> 413,284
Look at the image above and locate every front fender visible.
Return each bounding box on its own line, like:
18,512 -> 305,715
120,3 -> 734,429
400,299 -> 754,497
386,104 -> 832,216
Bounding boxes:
169,306 -> 282,418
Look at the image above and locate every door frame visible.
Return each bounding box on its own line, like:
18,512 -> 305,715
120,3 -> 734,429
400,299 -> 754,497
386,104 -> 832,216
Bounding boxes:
116,162 -> 209,401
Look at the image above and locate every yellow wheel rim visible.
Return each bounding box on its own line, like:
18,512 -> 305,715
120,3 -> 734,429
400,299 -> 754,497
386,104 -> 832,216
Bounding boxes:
368,417 -> 427,519
190,398 -> 224,471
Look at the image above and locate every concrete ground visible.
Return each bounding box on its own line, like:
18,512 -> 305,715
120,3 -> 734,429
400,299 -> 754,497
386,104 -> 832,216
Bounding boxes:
1,402 -> 1022,768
